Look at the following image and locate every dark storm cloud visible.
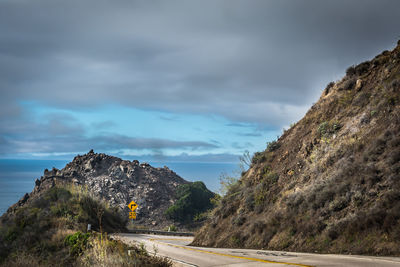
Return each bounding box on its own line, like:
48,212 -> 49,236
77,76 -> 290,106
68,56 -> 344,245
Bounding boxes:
1,0 -> 400,130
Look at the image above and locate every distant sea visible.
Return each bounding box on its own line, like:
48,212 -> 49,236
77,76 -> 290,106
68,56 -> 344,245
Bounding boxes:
0,159 -> 238,215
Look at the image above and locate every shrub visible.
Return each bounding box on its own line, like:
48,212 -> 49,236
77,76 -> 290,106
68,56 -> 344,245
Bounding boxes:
314,187 -> 336,209
250,220 -> 266,235
342,77 -> 357,90
193,211 -> 210,222
346,65 -> 356,76
244,190 -> 255,211
219,173 -> 239,196
64,231 -> 91,256
46,187 -> 72,202
164,225 -> 177,232
324,81 -> 335,95
79,195 -> 126,232
263,171 -> 279,184
165,181 -> 215,222
327,226 -> 339,240
220,201 -> 238,218
286,192 -> 304,209
232,214 -> 246,226
318,120 -> 341,137
318,121 -> 329,135
230,234 -> 243,247
355,61 -> 371,75
254,184 -> 268,207
251,151 -> 265,164
266,140 -> 280,152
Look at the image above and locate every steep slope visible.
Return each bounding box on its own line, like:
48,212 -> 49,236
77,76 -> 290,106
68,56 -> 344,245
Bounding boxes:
193,41 -> 400,255
6,150 -> 189,229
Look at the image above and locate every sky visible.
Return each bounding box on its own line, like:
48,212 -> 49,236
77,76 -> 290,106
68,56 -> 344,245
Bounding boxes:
1,0 -> 399,163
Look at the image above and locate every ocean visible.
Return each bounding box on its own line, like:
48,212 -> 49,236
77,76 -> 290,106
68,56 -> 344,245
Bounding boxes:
0,159 -> 238,215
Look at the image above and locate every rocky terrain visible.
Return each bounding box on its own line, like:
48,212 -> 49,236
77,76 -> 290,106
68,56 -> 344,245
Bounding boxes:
193,41 -> 400,255
7,150 -> 189,229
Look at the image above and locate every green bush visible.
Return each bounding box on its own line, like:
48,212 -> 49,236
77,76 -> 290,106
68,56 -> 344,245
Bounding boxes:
64,231 -> 91,256
165,181 -> 216,222
46,187 -> 72,202
163,224 -> 177,232
318,120 -> 341,137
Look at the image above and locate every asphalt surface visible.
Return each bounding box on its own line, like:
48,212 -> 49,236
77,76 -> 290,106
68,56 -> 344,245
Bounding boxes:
112,233 -> 400,267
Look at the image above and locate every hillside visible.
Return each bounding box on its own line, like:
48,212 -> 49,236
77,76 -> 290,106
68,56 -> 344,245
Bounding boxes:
6,151 -> 190,229
193,41 -> 400,255
0,184 -> 171,266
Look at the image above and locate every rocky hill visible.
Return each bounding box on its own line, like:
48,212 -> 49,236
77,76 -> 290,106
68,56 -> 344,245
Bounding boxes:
193,41 -> 400,255
7,150 -> 189,229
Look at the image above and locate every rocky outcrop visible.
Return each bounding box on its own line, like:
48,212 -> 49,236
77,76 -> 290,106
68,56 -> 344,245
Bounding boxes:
9,150 -> 189,229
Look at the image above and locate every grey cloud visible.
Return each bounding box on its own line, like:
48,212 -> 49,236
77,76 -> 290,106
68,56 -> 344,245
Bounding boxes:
90,135 -> 218,150
1,0 -> 400,127
209,139 -> 222,145
0,133 -> 218,156
238,132 -> 262,137
0,112 -> 217,156
43,113 -> 85,136
47,119 -> 84,136
139,152 -> 240,164
231,142 -> 254,150
226,122 -> 252,128
0,111 -> 84,138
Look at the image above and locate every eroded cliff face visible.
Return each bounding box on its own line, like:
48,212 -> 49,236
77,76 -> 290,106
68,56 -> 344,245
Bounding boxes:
193,41 -> 400,255
7,150 -> 189,229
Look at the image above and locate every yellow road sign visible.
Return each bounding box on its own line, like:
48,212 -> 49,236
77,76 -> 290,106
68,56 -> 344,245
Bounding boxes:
129,211 -> 136,219
128,201 -> 138,211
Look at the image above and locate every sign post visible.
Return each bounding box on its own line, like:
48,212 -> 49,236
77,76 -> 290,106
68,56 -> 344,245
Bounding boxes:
128,200 -> 138,220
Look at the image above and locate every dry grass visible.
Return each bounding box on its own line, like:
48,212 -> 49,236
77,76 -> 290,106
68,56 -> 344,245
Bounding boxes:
79,234 -> 171,267
1,251 -> 41,267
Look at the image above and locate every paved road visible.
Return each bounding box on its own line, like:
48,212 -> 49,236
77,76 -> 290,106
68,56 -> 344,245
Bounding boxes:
112,233 -> 400,267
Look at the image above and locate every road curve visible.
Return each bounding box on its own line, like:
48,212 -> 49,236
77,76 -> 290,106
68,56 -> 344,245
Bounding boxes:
112,233 -> 400,267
